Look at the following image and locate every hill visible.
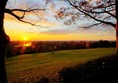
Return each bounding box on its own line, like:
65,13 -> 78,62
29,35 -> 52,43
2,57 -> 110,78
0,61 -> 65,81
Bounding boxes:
6,48 -> 115,82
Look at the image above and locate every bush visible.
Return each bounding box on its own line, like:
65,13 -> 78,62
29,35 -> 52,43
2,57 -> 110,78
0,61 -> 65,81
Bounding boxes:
36,76 -> 49,83
58,54 -> 118,83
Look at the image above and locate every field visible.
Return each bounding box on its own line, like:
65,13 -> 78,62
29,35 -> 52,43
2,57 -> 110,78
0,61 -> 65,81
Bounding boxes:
6,48 -> 116,82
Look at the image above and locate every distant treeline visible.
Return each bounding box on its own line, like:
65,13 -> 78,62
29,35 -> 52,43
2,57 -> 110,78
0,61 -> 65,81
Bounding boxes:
6,40 -> 115,57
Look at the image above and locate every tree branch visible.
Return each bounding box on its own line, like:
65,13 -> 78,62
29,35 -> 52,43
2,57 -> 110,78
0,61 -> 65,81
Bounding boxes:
79,7 -> 116,18
105,10 -> 116,18
79,23 -> 102,29
5,8 -> 45,12
67,0 -> 116,28
4,8 -> 49,28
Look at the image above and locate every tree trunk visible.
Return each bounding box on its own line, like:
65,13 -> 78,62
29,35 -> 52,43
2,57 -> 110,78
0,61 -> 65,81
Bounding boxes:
0,0 -> 10,83
116,24 -> 118,54
116,0 -> 118,54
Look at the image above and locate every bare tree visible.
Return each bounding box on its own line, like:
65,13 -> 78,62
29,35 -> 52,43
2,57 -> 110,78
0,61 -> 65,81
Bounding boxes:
0,0 -> 46,82
56,0 -> 117,53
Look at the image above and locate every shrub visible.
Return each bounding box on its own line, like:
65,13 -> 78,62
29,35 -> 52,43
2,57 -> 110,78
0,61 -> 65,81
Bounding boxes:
58,54 -> 118,83
35,76 -> 49,83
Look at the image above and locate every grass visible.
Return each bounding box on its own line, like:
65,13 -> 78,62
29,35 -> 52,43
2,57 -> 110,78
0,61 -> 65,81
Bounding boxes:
58,54 -> 118,83
6,48 -> 116,82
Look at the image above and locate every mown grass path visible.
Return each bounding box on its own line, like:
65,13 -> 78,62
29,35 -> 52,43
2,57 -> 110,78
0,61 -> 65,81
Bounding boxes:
6,48 -> 115,82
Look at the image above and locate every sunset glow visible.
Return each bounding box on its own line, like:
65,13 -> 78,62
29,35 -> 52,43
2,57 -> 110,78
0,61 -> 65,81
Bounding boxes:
23,42 -> 32,47
4,0 -> 115,41
23,36 -> 28,41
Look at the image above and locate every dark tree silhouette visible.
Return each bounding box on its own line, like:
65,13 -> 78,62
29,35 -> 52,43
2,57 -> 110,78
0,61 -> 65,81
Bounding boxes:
0,0 -> 9,82
0,0 -> 45,82
56,0 -> 117,54
116,0 -> 118,54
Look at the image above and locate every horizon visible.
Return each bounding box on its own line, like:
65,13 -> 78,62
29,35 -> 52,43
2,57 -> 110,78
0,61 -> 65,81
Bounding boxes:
10,39 -> 116,42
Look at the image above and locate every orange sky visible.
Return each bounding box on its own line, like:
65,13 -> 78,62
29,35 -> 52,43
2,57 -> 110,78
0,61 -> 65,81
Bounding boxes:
4,15 -> 115,41
4,0 -> 116,41
4,18 -> 115,41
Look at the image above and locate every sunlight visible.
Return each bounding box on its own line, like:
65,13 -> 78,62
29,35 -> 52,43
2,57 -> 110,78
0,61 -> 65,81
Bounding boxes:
22,35 -> 30,41
22,36 -> 32,47
23,37 -> 28,41
23,42 -> 32,47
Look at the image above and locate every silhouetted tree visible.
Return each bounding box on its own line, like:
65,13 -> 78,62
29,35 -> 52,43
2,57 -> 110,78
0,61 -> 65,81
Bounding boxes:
0,0 -> 45,82
0,0 -> 10,82
56,0 -> 117,54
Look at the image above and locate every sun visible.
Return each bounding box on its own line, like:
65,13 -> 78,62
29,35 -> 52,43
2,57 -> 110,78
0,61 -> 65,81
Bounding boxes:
23,37 -> 27,41
22,36 -> 32,47
22,36 -> 29,41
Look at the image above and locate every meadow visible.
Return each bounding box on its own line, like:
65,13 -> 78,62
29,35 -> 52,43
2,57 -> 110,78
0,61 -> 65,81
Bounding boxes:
6,48 -> 115,82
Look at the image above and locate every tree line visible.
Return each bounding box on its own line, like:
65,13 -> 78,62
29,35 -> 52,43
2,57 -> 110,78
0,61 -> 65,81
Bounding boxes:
6,40 -> 115,57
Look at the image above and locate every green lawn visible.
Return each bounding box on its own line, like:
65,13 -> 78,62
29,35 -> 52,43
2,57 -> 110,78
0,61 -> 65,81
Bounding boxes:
6,48 -> 116,82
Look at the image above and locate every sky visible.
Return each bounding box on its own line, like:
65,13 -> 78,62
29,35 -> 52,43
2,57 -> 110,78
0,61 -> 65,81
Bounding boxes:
4,0 -> 116,41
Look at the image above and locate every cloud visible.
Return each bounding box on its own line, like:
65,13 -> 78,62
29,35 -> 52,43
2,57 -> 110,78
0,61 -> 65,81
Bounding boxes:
40,29 -> 75,35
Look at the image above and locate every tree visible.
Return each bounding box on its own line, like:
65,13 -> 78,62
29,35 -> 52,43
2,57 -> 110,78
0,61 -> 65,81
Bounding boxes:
56,0 -> 117,53
0,0 -> 45,82
116,0 -> 118,54
0,0 -> 9,82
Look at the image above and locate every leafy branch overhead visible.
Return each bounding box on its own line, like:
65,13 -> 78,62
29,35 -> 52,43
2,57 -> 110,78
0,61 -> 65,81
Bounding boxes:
4,0 -> 116,28
56,0 -> 116,28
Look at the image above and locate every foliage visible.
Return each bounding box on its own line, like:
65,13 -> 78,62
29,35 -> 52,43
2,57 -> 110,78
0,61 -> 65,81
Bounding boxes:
6,40 -> 115,57
35,76 -> 49,83
58,54 -> 118,83
56,0 -> 116,28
